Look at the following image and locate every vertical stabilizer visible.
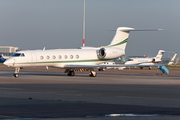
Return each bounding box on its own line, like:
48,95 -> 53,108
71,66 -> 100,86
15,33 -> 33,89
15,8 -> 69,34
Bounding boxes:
108,27 -> 134,50
168,52 -> 177,65
155,50 -> 165,59
108,27 -> 162,51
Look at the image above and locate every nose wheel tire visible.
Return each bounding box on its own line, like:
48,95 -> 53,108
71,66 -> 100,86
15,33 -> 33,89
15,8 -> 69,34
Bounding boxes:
13,73 -> 18,78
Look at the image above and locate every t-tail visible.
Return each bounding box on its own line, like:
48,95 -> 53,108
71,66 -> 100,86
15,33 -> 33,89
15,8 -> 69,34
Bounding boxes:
108,27 -> 162,51
155,50 -> 165,60
168,52 -> 177,65
97,27 -> 162,60
151,50 -> 165,63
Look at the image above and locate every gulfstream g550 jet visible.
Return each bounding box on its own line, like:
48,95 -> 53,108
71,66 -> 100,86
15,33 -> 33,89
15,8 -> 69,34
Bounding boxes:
3,27 -> 162,77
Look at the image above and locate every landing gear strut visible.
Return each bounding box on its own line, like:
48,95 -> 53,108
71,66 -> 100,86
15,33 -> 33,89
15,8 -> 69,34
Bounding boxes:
13,68 -> 20,78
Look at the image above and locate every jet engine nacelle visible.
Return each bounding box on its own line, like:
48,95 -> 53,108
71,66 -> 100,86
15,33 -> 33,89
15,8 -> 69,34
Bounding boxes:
97,47 -> 124,59
152,58 -> 161,63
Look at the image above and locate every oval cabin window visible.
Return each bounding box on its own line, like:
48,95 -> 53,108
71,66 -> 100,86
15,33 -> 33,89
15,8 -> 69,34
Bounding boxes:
70,55 -> 73,59
52,55 -> 56,59
76,55 -> 79,59
47,56 -> 50,59
40,56 -> 44,60
64,55 -> 67,59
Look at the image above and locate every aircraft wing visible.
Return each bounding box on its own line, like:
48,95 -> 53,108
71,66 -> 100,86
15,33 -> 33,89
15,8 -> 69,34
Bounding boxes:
64,64 -> 169,75
64,64 -> 164,68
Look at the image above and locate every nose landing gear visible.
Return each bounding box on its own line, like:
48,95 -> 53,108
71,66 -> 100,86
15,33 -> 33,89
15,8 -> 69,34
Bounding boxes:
13,68 -> 20,78
13,73 -> 18,78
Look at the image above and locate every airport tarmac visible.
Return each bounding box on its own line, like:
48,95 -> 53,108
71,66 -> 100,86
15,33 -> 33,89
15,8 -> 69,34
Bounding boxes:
0,65 -> 180,119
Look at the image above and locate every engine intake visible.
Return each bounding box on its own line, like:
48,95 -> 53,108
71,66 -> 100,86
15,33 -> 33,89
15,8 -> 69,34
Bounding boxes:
98,48 -> 106,59
152,58 -> 161,63
97,47 -> 124,59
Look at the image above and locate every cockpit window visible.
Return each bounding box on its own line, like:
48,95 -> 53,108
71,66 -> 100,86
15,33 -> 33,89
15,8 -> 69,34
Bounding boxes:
20,53 -> 25,57
12,53 -> 25,57
128,59 -> 133,61
12,53 -> 21,57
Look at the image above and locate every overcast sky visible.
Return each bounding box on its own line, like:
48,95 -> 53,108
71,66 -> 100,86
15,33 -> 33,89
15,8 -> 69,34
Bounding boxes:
0,0 -> 179,57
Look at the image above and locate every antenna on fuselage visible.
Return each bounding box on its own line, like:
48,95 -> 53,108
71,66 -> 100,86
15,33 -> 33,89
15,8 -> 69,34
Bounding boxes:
83,0 -> 85,47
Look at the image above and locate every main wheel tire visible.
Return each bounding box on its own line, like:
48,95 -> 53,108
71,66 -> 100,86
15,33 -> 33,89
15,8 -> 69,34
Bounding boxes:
68,71 -> 75,76
89,72 -> 93,77
89,71 -> 97,77
70,71 -> 75,76
13,73 -> 18,78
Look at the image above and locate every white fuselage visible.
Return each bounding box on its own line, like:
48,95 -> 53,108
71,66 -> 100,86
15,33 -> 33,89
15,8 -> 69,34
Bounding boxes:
125,50 -> 165,66
100,62 -> 125,70
4,48 -> 124,68
125,58 -> 155,65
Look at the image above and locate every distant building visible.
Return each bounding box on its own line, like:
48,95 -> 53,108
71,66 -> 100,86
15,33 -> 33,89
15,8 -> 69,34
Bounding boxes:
0,46 -> 19,56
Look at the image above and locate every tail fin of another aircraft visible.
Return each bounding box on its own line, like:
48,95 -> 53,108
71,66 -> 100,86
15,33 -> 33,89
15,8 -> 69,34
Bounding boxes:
108,27 -> 162,50
155,50 -> 165,59
168,52 -> 177,65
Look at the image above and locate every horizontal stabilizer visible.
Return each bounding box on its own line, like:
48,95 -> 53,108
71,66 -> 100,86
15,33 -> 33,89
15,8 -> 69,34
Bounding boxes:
109,28 -> 163,32
108,27 -> 163,50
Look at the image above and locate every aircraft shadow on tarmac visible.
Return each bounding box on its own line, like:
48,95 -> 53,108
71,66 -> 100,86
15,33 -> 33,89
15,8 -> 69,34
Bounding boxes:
0,72 -> 91,77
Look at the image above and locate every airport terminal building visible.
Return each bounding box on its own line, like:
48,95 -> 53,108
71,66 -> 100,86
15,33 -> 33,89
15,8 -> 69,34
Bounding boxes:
0,46 -> 19,56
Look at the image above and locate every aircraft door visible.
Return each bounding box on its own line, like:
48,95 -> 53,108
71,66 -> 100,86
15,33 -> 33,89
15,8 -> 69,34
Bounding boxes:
31,53 -> 37,63
13,59 -> 16,66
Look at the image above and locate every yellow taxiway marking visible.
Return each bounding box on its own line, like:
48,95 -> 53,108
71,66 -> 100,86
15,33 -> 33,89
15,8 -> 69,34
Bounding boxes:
0,115 -> 20,118
59,94 -> 100,96
116,96 -> 180,101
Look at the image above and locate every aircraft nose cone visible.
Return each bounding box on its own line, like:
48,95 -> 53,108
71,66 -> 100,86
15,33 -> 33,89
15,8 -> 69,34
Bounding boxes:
3,59 -> 13,67
3,60 -> 9,66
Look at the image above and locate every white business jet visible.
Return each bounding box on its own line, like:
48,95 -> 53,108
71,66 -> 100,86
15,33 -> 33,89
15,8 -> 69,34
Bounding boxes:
125,50 -> 165,69
3,27 -> 162,77
98,62 -> 125,71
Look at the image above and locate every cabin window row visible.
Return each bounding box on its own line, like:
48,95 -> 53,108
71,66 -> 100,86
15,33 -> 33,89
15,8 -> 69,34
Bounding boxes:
40,55 -> 79,60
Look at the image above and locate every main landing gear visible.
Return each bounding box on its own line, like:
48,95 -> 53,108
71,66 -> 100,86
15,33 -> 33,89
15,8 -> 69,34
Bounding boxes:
67,70 -> 75,76
65,69 -> 97,77
13,67 -> 20,78
89,71 -> 97,77
64,69 -> 75,76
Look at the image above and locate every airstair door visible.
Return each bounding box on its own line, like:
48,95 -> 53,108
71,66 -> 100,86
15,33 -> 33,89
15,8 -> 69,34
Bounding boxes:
31,53 -> 37,64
